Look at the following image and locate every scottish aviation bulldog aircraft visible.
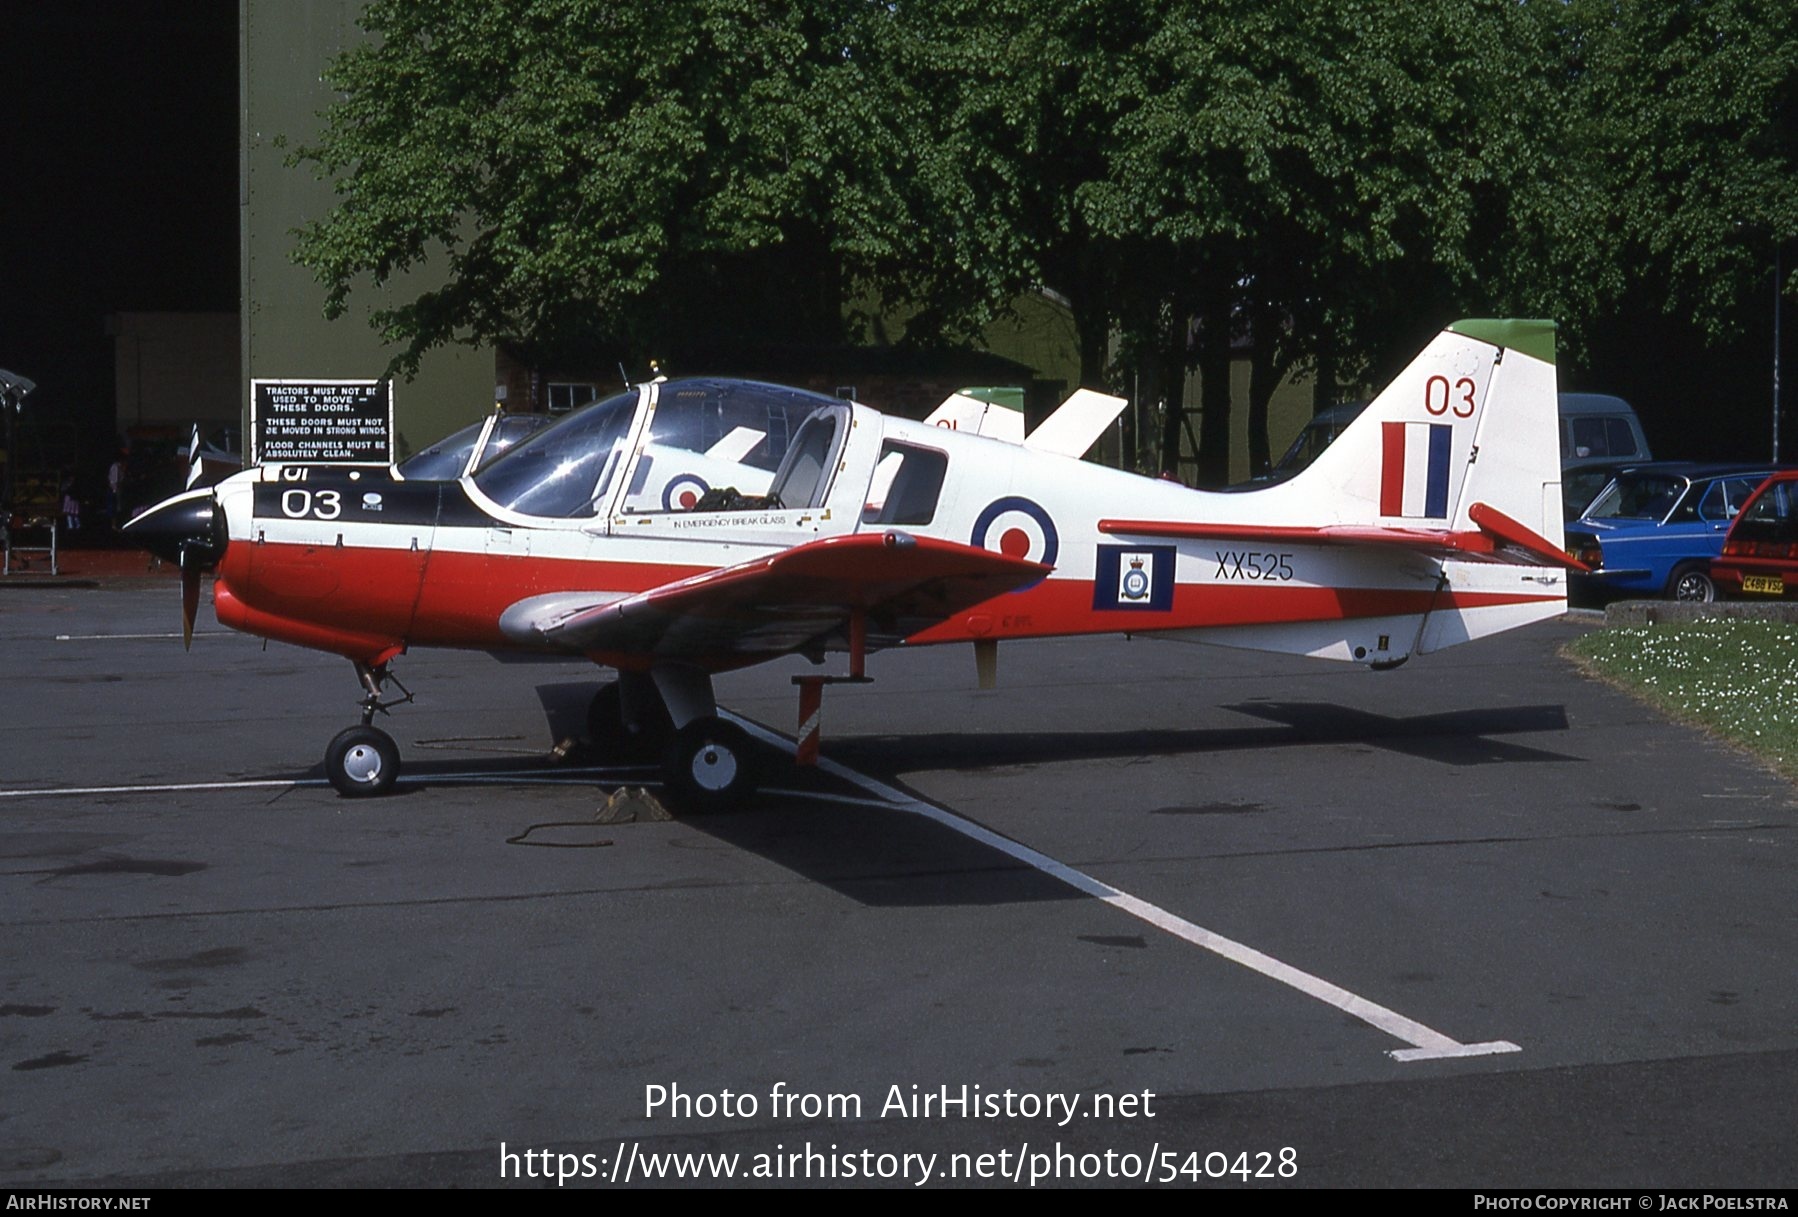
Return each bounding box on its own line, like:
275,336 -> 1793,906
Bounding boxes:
126,319 -> 1579,808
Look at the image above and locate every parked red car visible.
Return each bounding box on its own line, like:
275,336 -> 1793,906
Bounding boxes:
1713,471 -> 1798,598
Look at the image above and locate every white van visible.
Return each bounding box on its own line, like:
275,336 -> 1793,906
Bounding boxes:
1559,393 -> 1652,517
1559,392 -> 1651,463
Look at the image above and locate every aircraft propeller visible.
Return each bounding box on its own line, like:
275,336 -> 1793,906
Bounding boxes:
120,488 -> 228,650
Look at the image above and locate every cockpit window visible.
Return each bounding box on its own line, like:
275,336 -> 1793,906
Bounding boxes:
618,379 -> 842,513
479,414 -> 557,471
473,389 -> 639,517
399,413 -> 554,481
766,408 -> 847,509
398,419 -> 488,481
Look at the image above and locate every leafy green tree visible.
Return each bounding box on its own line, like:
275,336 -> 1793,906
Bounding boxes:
1504,0 -> 1798,344
1087,0 -> 1576,481
295,0 -> 1798,473
294,0 -> 911,374
857,0 -> 1152,394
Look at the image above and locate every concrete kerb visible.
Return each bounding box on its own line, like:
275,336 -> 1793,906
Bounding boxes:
1601,599 -> 1798,627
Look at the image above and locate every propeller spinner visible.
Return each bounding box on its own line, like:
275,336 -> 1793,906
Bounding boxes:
121,488 -> 228,649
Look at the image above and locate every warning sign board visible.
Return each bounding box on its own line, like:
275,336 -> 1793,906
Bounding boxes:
251,380 -> 392,464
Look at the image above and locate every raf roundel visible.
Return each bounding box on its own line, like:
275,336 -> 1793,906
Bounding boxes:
971,496 -> 1059,576
662,474 -> 710,511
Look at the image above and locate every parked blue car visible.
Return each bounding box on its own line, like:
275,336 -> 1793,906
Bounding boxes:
1564,463 -> 1783,602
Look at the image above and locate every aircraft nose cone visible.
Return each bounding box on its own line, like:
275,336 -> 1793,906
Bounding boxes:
122,488 -> 226,568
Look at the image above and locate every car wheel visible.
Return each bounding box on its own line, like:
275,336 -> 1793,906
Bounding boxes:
1668,562 -> 1717,603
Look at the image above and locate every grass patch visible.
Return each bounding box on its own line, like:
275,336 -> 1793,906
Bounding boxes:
1567,619 -> 1798,779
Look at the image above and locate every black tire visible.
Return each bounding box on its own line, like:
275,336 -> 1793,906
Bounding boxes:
587,680 -> 672,763
1667,561 -> 1717,603
660,718 -> 760,812
325,725 -> 400,797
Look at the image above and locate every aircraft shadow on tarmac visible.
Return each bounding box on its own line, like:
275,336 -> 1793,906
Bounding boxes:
678,794 -> 1086,908
823,700 -> 1579,775
310,680 -> 1077,909
668,699 -> 1578,908
286,685 -> 1572,910
534,680 -> 1085,906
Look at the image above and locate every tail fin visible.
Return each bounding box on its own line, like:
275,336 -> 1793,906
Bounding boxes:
1300,319 -> 1563,548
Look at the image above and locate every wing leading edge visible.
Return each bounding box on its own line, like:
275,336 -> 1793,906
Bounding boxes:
509,532 -> 1049,665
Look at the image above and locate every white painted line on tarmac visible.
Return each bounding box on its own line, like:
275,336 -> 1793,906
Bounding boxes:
3,725 -> 1518,1061
727,713 -> 1520,1064
54,632 -> 236,641
0,773 -> 896,809
0,766 -> 642,800
0,778 -> 307,799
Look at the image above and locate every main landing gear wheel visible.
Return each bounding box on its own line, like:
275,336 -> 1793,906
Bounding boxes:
587,681 -> 673,764
325,725 -> 400,797
661,717 -> 759,812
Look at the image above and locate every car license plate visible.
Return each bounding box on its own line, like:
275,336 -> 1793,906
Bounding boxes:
1743,574 -> 1785,595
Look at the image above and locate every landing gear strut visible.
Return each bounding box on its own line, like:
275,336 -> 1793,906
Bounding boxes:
323,660 -> 412,797
586,673 -> 672,764
596,665 -> 763,812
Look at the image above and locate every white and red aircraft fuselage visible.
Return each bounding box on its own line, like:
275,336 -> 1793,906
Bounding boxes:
126,319 -> 1580,807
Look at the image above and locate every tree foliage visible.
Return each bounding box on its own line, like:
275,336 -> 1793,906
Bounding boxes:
296,0 -> 1798,472
296,0 -> 910,372
1546,0 -> 1798,334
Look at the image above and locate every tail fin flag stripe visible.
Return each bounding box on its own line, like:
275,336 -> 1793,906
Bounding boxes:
1380,422 -> 1453,519
1426,423 -> 1451,518
1380,423 -> 1405,515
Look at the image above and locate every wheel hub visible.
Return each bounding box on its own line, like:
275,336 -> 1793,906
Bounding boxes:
343,744 -> 385,785
690,743 -> 738,791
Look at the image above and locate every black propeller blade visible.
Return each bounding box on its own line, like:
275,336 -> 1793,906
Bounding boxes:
121,489 -> 228,649
179,548 -> 203,650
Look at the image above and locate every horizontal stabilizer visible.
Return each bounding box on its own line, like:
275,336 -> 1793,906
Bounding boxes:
704,426 -> 767,463
1099,501 -> 1586,570
1024,389 -> 1127,458
923,393 -> 1025,443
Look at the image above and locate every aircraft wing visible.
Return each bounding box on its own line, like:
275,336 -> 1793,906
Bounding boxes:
1099,502 -> 1588,570
514,532 -> 1050,662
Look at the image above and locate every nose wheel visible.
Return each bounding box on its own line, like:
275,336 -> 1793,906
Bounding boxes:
323,659 -> 411,798
325,724 -> 400,797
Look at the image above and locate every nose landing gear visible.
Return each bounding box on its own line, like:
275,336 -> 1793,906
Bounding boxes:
325,724 -> 400,797
323,660 -> 412,797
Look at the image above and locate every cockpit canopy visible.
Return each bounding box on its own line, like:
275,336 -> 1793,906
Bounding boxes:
472,378 -> 848,518
398,413 -> 554,481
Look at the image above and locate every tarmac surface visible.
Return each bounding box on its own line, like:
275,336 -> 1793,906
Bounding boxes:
3,576 -> 1796,1189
